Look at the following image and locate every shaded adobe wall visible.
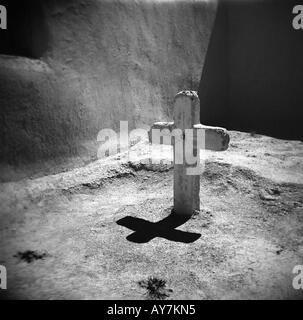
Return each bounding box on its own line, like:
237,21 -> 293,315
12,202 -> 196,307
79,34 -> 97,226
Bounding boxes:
199,0 -> 303,140
198,1 -> 229,127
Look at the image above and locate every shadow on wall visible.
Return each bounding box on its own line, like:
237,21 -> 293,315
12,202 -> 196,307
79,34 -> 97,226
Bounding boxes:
0,0 -> 49,58
199,0 -> 303,141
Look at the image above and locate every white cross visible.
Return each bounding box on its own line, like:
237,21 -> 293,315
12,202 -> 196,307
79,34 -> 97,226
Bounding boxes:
149,90 -> 229,216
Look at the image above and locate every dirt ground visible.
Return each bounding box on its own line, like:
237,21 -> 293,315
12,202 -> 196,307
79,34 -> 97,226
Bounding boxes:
0,131 -> 303,300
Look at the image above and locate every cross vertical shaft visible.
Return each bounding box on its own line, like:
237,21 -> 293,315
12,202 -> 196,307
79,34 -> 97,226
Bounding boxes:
173,91 -> 200,215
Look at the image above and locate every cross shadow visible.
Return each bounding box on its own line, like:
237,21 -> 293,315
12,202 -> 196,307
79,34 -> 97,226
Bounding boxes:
116,211 -> 201,244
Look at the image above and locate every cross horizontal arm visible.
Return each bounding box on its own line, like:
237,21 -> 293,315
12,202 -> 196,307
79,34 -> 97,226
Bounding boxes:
149,122 -> 230,151
193,124 -> 229,151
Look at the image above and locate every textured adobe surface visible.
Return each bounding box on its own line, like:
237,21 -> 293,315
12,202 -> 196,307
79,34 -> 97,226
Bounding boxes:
0,131 -> 303,299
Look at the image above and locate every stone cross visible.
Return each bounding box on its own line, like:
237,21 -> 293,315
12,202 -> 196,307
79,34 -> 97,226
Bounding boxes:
149,90 -> 229,216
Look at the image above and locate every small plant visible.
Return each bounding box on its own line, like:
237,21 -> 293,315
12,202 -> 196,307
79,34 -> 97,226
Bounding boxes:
138,276 -> 172,300
14,250 -> 50,263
